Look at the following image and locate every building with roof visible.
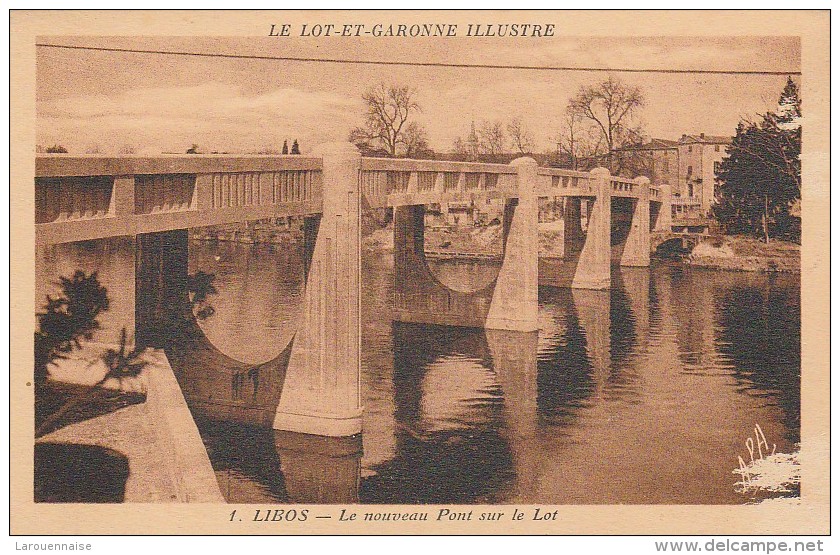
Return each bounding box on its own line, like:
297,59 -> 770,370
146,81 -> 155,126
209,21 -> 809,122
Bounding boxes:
615,133 -> 731,222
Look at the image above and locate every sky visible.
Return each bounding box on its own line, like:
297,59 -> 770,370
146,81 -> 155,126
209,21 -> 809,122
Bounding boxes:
35,36 -> 801,155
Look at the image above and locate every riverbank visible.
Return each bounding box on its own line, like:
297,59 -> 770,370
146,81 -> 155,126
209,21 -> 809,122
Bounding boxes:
191,221 -> 800,274
191,220 -> 301,245
362,221 -> 567,258
687,236 -> 800,273
35,348 -> 223,504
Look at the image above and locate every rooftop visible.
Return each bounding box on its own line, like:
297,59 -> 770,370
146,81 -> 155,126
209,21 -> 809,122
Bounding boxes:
678,133 -> 732,145
616,133 -> 732,152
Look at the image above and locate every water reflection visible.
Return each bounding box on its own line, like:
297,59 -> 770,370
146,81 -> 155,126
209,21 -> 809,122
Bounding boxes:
715,273 -> 801,443
189,248 -> 801,504
362,323 -> 514,503
190,241 -> 305,364
536,287 -> 597,425
197,420 -> 361,504
41,237 -> 800,504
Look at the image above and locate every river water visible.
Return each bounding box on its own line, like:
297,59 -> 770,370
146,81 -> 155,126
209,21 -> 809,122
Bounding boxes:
37,236 -> 801,505
184,239 -> 800,505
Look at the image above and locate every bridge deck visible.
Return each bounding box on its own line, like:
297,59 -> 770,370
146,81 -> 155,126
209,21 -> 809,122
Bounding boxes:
35,155 -> 323,245
35,153 -> 667,245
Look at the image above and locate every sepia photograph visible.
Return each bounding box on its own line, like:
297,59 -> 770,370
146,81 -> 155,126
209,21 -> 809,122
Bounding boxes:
10,9 -> 830,536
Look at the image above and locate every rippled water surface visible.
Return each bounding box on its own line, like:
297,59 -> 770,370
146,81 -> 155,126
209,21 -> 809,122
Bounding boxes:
40,237 -> 800,504
185,240 -> 800,505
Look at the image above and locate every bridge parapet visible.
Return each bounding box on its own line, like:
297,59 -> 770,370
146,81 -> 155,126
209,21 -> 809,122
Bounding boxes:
35,155 -> 323,245
360,157 -> 517,208
610,176 -> 641,198
535,167 -> 595,197
649,185 -> 661,201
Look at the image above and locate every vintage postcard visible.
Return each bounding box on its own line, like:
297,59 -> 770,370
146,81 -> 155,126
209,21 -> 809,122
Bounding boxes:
9,10 -> 829,536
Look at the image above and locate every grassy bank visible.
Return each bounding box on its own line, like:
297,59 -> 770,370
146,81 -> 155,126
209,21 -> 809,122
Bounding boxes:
688,235 -> 800,273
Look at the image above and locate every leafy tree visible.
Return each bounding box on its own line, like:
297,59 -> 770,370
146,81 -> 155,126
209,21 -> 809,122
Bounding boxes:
282,140 -> 289,155
35,271 -> 110,388
291,139 -> 300,155
186,144 -> 200,154
34,268 -> 219,437
349,83 -> 429,157
714,77 -> 801,242
45,145 -> 68,154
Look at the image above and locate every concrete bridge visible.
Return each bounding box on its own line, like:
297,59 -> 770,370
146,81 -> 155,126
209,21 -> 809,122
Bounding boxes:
34,143 -> 670,438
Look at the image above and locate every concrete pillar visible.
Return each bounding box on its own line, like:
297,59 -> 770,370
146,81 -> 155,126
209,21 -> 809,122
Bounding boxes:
571,168 -> 611,290
654,180 -> 672,232
274,142 -> 362,437
620,176 -> 651,267
486,157 -> 539,331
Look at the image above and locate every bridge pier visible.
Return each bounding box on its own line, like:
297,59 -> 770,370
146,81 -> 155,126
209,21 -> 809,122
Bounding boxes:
486,157 -> 539,331
570,168 -> 611,290
273,142 -> 362,437
392,157 -> 539,331
653,180 -> 672,232
619,176 -> 651,267
132,144 -> 363,438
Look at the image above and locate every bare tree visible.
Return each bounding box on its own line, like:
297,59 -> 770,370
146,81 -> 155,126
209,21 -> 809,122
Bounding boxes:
507,118 -> 535,155
349,83 -> 430,157
478,121 -> 506,156
554,110 -> 603,170
402,122 -> 434,159
567,76 -> 644,172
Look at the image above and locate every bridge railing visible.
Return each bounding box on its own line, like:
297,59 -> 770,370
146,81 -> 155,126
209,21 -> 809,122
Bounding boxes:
35,155 -> 323,245
610,176 -> 639,197
360,157 -> 517,208
670,196 -> 702,207
535,167 -> 596,197
36,151 -> 670,245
